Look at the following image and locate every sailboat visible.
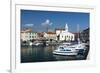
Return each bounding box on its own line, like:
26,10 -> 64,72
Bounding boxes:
53,24 -> 86,56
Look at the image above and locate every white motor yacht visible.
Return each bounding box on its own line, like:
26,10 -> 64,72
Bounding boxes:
53,46 -> 77,55
53,42 -> 85,56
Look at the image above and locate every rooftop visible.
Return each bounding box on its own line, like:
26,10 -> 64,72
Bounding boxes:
46,32 -> 56,34
21,28 -> 33,33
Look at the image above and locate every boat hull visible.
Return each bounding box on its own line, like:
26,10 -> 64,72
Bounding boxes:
53,51 -> 77,56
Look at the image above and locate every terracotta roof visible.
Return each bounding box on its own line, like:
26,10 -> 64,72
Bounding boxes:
21,29 -> 32,33
46,32 -> 56,34
37,32 -> 44,37
73,33 -> 79,35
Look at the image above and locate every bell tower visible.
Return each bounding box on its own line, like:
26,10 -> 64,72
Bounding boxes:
65,23 -> 68,32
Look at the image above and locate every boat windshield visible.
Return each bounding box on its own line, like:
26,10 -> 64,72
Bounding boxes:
59,47 -> 71,51
60,47 -> 64,49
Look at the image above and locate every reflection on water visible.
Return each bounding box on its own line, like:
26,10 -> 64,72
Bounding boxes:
21,45 -> 89,63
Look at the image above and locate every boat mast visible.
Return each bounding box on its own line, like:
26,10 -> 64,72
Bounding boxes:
77,24 -> 80,44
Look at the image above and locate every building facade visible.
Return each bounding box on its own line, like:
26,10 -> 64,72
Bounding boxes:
80,28 -> 89,43
21,24 -> 75,42
44,32 -> 56,41
21,29 -> 38,41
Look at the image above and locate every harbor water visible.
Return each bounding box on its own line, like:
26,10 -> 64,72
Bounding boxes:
21,45 -> 89,63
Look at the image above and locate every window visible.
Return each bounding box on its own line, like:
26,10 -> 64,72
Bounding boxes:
69,36 -> 70,39
71,36 -> 73,40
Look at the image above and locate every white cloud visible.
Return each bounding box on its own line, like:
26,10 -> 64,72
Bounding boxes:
24,24 -> 34,27
41,19 -> 52,26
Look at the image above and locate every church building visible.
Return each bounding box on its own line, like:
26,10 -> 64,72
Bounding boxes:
56,24 -> 75,41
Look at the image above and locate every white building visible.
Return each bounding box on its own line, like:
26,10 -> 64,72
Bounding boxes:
56,24 -> 75,41
21,29 -> 38,41
44,32 -> 56,41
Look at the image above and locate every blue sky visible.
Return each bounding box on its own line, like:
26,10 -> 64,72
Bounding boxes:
21,10 -> 89,32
